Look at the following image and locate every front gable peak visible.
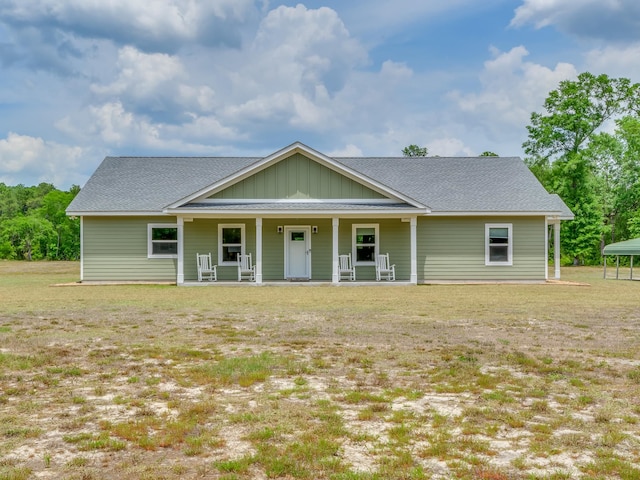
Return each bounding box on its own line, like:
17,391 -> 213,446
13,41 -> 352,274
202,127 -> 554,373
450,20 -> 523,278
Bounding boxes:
169,142 -> 425,209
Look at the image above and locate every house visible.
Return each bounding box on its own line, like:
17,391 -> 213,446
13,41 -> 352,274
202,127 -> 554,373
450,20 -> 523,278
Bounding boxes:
66,142 -> 573,284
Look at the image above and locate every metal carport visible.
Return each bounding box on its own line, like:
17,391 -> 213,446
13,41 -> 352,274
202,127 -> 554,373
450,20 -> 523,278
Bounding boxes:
603,237 -> 640,280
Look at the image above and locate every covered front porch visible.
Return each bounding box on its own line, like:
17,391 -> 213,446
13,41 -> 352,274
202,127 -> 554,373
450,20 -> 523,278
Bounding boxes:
175,215 -> 420,285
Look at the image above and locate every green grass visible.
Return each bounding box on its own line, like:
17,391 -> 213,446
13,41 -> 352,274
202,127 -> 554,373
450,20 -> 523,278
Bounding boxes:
0,261 -> 639,479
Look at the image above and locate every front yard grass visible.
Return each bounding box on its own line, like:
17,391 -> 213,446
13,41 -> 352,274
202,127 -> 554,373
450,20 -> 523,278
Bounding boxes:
0,261 -> 639,479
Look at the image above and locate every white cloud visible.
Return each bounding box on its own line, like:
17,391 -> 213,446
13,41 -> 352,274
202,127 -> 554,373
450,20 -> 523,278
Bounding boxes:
83,101 -> 242,153
0,132 -> 89,187
165,114 -> 244,142
448,46 -> 577,139
584,44 -> 640,80
246,5 -> 368,98
511,0 -> 640,43
336,0 -> 503,38
92,47 -> 186,97
380,60 -> 413,80
90,46 -> 217,117
428,137 -> 475,157
88,102 -> 159,146
0,0 -> 257,52
327,144 -> 364,157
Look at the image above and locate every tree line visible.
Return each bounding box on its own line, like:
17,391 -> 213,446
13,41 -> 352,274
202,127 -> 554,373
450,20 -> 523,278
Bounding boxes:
0,183 -> 80,260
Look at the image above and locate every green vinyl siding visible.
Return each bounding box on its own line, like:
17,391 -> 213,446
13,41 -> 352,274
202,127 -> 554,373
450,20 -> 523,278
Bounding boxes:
184,219 -> 255,281
82,216 -> 177,281
83,215 -> 546,283
418,216 -> 546,281
184,218 -> 334,281
210,153 -> 386,200
338,219 -> 410,281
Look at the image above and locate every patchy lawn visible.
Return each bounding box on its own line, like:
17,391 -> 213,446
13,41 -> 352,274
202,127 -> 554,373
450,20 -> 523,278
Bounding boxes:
0,261 -> 639,479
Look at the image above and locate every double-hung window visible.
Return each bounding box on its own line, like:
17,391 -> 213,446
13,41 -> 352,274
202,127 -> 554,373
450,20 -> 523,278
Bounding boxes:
218,224 -> 245,265
148,224 -> 178,258
352,224 -> 379,265
485,223 -> 512,266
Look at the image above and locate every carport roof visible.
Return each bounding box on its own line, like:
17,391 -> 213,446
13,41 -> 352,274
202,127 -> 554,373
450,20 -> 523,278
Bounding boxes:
603,237 -> 640,256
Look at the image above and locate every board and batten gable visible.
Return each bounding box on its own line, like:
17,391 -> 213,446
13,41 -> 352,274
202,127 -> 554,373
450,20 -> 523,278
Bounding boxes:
209,153 -> 386,200
82,216 -> 178,281
418,216 -> 547,281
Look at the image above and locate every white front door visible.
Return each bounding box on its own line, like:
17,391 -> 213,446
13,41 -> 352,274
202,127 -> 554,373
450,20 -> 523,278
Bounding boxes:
285,227 -> 311,279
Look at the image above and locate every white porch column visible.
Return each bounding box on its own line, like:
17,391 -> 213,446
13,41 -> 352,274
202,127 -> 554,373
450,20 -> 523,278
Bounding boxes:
410,217 -> 417,284
79,217 -> 84,282
256,217 -> 263,284
177,217 -> 184,285
332,217 -> 339,283
554,220 -> 561,280
544,218 -> 549,281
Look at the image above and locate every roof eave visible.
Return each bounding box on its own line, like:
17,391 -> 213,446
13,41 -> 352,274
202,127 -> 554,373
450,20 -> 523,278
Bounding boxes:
427,211 -> 574,219
66,210 -> 167,217
164,207 -> 429,217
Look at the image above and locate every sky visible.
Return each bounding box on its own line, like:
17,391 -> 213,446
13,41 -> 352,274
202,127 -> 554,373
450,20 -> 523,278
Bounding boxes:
1,0 -> 640,189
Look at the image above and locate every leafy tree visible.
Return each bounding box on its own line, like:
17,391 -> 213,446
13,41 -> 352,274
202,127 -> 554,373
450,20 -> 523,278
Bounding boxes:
0,183 -> 22,219
586,117 -> 640,245
524,73 -> 639,161
1,215 -> 57,260
523,72 -> 640,264
0,183 -> 80,260
39,189 -> 81,259
402,145 -> 428,157
479,151 -> 498,157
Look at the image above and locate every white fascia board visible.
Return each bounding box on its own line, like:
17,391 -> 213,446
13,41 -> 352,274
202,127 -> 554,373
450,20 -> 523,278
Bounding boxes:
428,211 -> 571,218
548,214 -> 575,220
65,210 -> 168,216
165,142 -> 428,210
196,198 -> 402,205
166,208 -> 429,218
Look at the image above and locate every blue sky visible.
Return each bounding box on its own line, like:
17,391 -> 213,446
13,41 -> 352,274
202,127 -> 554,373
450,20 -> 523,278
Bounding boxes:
1,0 -> 639,188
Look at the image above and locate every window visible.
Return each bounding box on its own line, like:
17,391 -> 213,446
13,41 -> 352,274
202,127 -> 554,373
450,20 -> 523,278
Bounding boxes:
352,224 -> 379,264
486,223 -> 512,266
148,224 -> 178,258
218,224 -> 245,264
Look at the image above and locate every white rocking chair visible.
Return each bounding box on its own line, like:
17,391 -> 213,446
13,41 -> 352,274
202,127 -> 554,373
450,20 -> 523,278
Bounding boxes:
237,253 -> 256,282
196,253 -> 217,282
338,253 -> 356,281
376,253 -> 396,281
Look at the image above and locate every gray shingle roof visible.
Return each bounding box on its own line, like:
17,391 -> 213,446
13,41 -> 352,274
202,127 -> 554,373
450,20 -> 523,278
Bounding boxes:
67,156 -> 258,213
336,156 -> 570,214
66,151 -> 572,218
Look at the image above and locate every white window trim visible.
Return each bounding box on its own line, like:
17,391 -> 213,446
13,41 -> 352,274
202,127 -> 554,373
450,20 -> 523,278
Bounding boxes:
147,223 -> 179,259
485,223 -> 513,266
352,223 -> 379,266
218,223 -> 245,266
